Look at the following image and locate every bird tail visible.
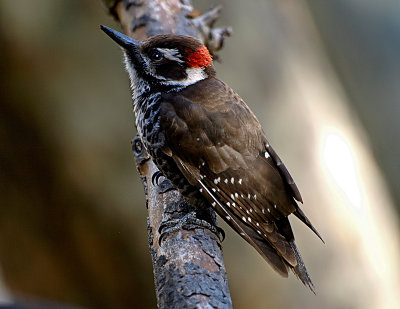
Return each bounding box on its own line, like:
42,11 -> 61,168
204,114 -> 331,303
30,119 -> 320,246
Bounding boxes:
224,214 -> 316,294
294,207 -> 324,243
290,241 -> 316,294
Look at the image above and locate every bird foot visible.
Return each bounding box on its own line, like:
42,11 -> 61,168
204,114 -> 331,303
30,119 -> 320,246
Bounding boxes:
151,171 -> 176,194
151,170 -> 164,186
158,211 -> 225,244
158,179 -> 175,194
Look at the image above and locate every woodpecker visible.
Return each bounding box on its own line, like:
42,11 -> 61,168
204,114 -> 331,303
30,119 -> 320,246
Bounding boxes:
101,25 -> 323,292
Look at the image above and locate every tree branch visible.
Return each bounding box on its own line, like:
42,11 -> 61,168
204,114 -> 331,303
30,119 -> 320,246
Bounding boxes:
103,1 -> 232,308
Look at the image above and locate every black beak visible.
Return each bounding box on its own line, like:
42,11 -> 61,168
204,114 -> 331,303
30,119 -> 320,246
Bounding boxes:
100,25 -> 138,50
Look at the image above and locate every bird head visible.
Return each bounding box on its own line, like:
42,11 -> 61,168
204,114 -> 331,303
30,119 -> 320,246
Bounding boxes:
101,25 -> 214,90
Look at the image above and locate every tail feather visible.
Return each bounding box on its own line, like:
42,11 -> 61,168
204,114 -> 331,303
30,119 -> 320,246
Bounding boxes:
294,208 -> 324,243
226,215 -> 290,277
220,205 -> 316,291
290,241 -> 316,294
226,212 -> 317,293
275,215 -> 316,293
249,229 -> 290,277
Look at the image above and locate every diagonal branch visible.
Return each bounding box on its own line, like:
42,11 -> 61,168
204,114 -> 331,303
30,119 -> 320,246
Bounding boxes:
103,1 -> 232,308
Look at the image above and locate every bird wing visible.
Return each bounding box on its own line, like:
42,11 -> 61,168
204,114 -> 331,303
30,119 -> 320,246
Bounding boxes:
158,77 -> 318,279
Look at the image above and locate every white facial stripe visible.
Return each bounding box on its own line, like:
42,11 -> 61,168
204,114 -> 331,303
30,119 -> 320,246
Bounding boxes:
159,66 -> 207,87
124,49 -> 207,92
157,48 -> 184,63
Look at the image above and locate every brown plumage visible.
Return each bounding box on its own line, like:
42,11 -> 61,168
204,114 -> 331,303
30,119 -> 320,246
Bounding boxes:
101,25 -> 323,292
160,77 -> 323,289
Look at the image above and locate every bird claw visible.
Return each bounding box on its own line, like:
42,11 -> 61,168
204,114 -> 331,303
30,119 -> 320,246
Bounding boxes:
151,171 -> 176,194
158,179 -> 176,194
215,226 -> 225,242
151,171 -> 164,186
158,211 -> 224,245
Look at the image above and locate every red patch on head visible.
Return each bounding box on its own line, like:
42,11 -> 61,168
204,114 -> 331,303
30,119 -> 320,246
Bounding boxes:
186,46 -> 213,68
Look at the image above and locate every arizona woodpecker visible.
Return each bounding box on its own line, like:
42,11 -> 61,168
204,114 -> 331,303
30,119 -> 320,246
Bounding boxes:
101,25 -> 323,292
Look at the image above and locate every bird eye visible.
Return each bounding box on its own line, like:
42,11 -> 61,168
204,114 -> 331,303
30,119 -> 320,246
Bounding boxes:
150,50 -> 163,61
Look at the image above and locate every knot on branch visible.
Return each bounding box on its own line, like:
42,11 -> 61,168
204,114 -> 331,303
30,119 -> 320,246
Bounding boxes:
132,135 -> 150,165
191,6 -> 232,56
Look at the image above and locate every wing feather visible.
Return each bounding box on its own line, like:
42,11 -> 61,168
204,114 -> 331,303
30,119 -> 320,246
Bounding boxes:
159,77 -> 320,279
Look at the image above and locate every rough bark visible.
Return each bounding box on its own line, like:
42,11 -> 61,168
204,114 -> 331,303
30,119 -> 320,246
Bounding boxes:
103,1 -> 232,308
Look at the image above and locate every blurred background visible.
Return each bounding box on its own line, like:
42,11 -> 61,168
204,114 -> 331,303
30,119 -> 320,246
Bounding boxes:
0,0 -> 399,308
